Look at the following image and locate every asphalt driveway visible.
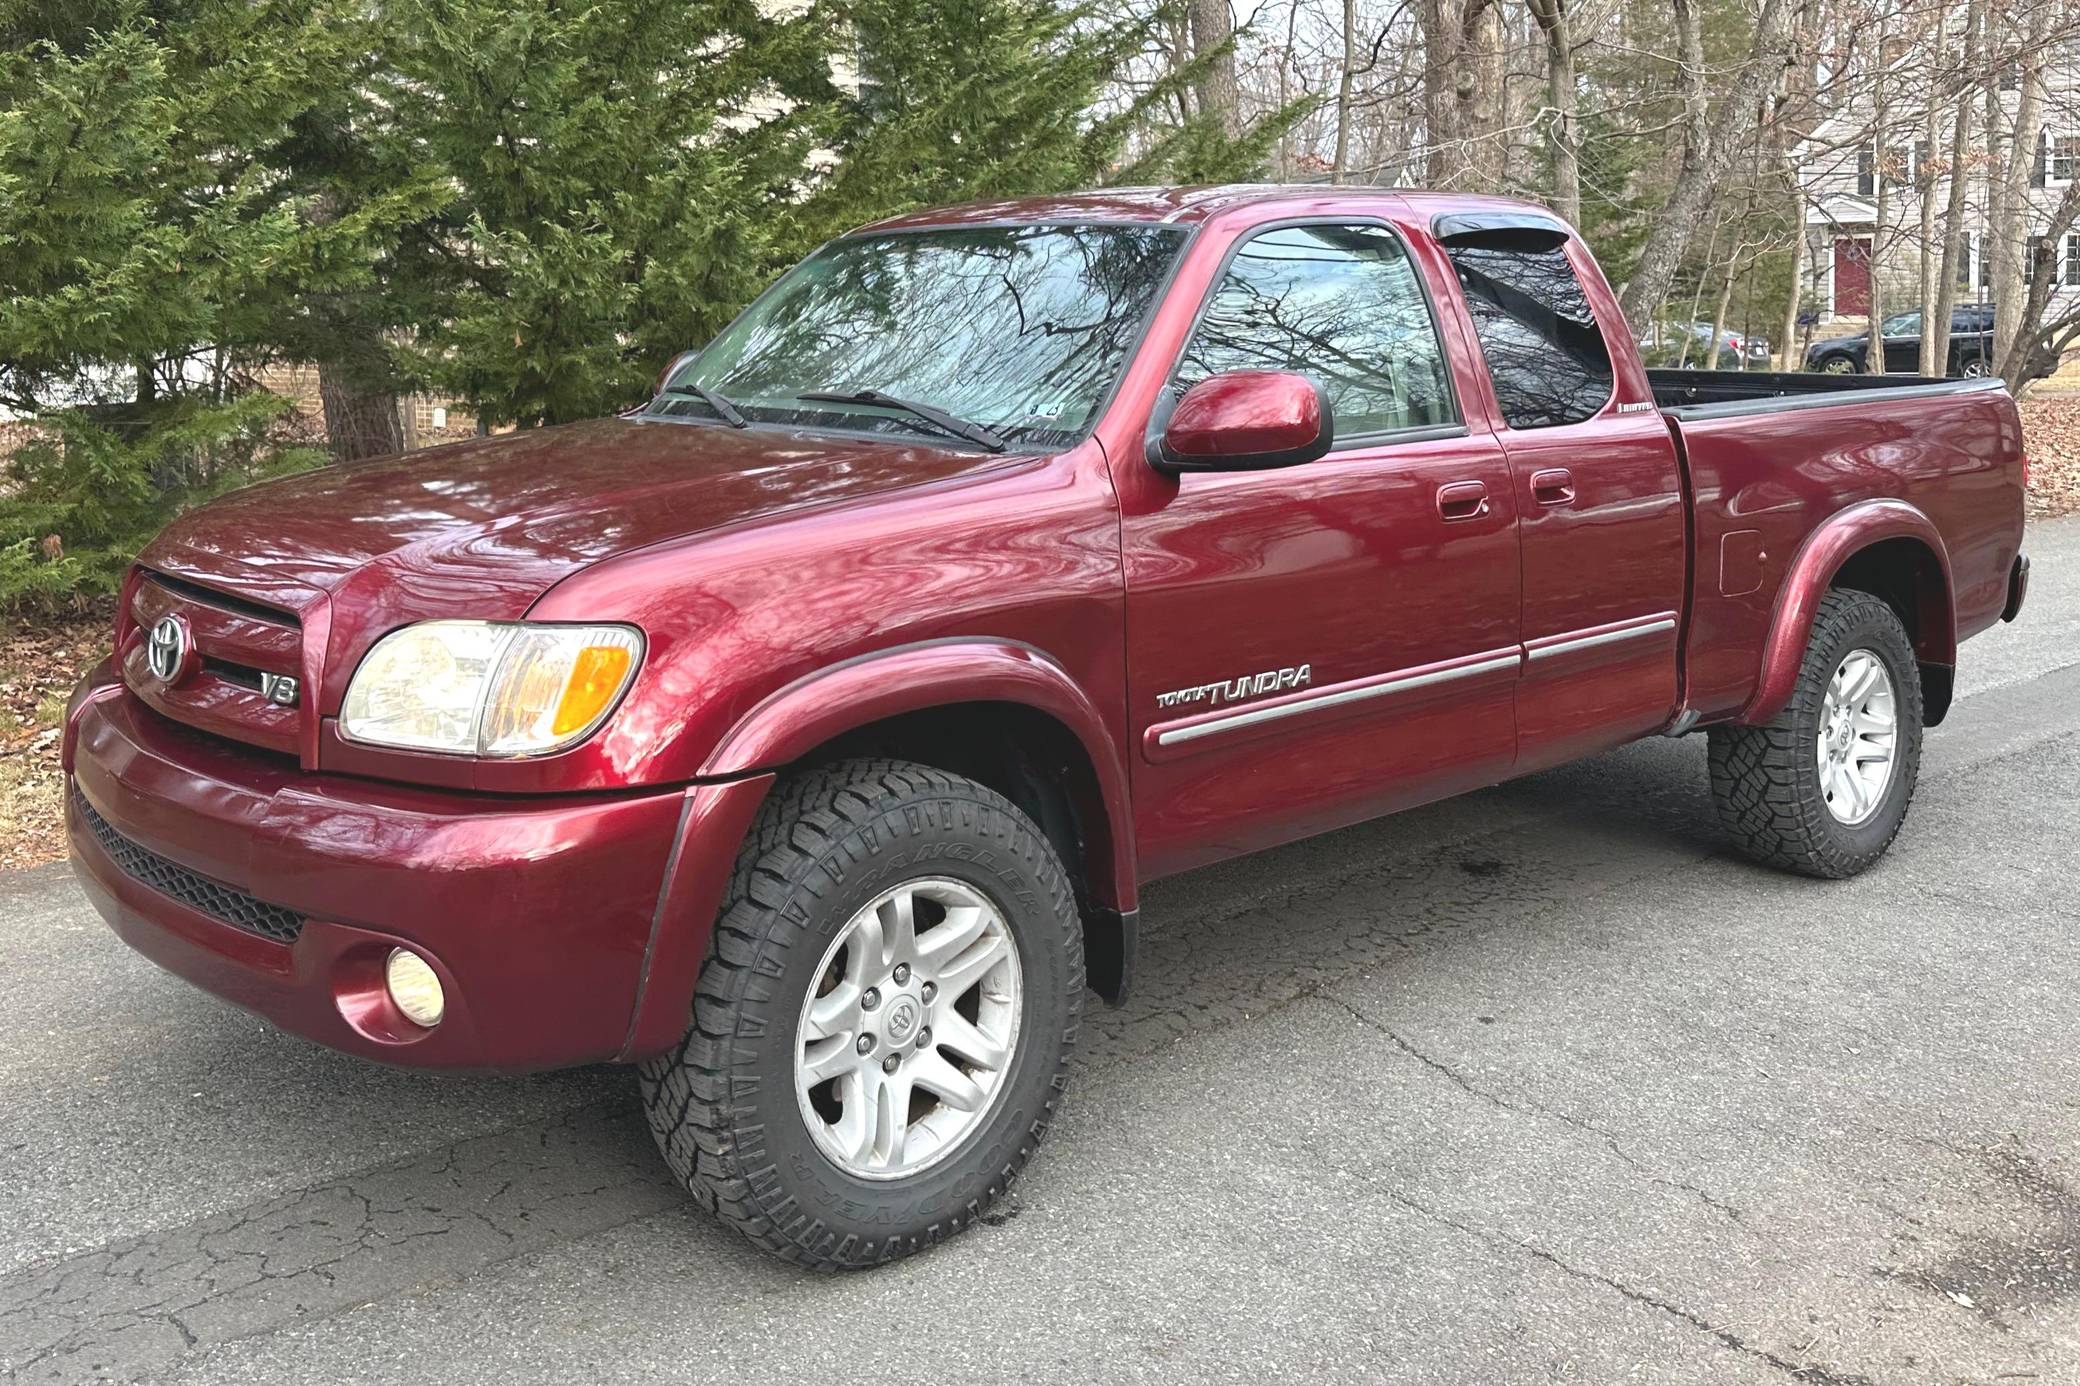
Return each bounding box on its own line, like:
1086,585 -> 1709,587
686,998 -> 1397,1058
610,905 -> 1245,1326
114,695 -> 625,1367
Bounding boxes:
4,519 -> 2078,1385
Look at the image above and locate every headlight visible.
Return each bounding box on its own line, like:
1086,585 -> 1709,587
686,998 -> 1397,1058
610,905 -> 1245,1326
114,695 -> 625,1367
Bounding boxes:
340,621 -> 643,757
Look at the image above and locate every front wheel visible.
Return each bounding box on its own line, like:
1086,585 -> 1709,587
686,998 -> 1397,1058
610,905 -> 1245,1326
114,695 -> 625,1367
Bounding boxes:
640,758 -> 1083,1268
1708,589 -> 1923,878
1817,353 -> 1858,375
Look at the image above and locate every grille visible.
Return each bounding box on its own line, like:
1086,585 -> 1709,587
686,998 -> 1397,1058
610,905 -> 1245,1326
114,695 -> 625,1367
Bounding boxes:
73,787 -> 304,944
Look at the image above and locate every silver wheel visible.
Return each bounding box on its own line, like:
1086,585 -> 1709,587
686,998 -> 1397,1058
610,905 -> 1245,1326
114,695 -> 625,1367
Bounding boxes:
794,877 -> 1022,1181
1958,358 -> 1990,378
1817,648 -> 1898,826
1820,355 -> 1857,374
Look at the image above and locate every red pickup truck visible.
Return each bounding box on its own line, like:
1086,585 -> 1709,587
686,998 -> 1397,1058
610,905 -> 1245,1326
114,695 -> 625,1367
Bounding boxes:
64,186 -> 2029,1267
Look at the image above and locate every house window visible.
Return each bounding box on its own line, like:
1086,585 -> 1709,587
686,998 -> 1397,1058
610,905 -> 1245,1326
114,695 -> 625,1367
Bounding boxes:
1956,233 -> 1975,289
2053,135 -> 2080,184
1857,144 -> 1876,198
1913,140 -> 1931,184
2067,233 -> 2080,287
2027,235 -> 2049,285
1978,233 -> 1992,292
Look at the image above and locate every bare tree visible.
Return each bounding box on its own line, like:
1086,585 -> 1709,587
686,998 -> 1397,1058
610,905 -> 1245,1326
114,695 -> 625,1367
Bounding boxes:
1525,0 -> 1579,225
1616,0 -> 1798,330
1863,4 -> 1892,376
1929,0 -> 1982,375
1989,6 -> 2050,382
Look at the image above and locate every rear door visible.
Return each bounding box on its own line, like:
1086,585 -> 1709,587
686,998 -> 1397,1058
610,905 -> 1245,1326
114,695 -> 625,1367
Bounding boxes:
1435,223 -> 1687,773
1117,219 -> 1521,879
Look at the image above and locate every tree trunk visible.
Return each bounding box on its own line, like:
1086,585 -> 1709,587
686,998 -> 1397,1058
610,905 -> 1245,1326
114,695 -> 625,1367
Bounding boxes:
1930,0 -> 1982,376
1420,0 -> 1458,184
1527,0 -> 1579,225
1916,73 -> 1942,375
1990,12 -> 2045,382
318,358 -> 405,462
1459,0 -> 1505,191
1188,0 -> 1241,140
1333,0 -> 1357,183
1707,245 -> 1740,371
1864,5 -> 1892,377
1616,0 -> 1795,329
1778,213 -> 1808,372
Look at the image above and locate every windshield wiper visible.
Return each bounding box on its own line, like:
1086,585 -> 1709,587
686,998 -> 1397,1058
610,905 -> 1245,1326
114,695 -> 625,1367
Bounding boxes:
796,389 -> 1007,452
658,383 -> 748,428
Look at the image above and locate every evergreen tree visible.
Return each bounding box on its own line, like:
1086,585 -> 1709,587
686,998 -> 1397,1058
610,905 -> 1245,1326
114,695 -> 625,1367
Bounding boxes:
0,0 -> 425,605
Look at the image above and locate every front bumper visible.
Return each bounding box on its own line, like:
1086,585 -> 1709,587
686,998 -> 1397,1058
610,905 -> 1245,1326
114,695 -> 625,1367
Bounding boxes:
65,663 -> 706,1071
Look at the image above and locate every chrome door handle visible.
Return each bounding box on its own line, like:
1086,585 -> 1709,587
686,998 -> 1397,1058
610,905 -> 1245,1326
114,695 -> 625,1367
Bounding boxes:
1531,468 -> 1575,506
1436,480 -> 1490,521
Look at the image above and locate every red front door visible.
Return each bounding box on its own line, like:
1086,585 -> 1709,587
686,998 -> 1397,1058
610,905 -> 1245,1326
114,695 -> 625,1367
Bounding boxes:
1834,238 -> 1872,318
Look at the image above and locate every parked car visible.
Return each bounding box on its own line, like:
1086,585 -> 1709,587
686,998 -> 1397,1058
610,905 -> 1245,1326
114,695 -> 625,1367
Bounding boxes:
65,187 -> 2030,1269
1805,304 -> 1998,376
1639,320 -> 1769,368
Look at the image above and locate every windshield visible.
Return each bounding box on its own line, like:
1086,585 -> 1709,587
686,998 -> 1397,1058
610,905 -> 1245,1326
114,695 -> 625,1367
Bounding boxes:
654,224 -> 1187,450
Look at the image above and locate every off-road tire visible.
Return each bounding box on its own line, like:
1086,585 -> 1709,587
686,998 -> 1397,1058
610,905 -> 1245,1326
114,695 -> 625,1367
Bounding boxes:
1708,588 -> 1923,878
639,758 -> 1083,1269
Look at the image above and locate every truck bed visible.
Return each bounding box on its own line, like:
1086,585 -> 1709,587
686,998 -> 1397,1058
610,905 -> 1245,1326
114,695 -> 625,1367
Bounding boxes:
1653,371 -> 2024,724
1647,367 -> 1994,417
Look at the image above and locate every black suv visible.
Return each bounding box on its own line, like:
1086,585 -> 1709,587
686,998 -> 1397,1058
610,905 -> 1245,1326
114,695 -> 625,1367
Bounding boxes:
1805,304 -> 1995,377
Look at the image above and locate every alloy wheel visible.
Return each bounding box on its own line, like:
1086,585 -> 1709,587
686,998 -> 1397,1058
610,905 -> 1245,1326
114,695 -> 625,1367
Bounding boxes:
794,878 -> 1022,1180
1816,648 -> 1898,826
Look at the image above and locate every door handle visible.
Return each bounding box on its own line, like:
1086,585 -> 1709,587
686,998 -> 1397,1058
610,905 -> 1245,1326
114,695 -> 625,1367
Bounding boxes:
1436,480 -> 1489,521
1531,468 -> 1576,506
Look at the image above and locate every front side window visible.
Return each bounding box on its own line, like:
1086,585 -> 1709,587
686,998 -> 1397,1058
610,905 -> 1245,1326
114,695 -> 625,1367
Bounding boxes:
1444,238 -> 1613,430
1173,223 -> 1456,438
658,224 -> 1185,450
1880,312 -> 1922,337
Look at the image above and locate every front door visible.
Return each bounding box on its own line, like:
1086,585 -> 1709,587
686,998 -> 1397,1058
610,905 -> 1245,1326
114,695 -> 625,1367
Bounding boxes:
1117,221 -> 1522,879
1438,231 -> 1687,773
1834,238 -> 1872,319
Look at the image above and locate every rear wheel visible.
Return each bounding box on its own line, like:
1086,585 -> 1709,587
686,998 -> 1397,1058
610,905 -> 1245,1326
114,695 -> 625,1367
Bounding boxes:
1708,589 -> 1923,878
640,758 -> 1083,1268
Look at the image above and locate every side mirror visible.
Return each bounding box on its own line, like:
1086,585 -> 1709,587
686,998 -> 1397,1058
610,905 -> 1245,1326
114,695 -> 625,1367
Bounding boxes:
1154,370 -> 1334,472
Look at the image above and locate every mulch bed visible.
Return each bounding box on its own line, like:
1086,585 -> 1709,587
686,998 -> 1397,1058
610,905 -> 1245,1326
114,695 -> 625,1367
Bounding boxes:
2019,396 -> 2080,516
1,605 -> 110,870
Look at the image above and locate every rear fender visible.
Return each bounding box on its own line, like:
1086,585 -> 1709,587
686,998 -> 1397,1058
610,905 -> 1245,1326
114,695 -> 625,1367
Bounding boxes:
1738,499 -> 1955,726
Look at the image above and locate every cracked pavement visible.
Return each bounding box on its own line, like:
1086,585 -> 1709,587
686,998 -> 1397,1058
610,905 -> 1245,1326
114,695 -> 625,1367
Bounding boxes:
4,518 -> 2079,1384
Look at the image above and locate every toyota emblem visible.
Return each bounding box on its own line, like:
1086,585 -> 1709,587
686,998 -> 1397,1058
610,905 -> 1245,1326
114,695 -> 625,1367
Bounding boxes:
146,615 -> 189,683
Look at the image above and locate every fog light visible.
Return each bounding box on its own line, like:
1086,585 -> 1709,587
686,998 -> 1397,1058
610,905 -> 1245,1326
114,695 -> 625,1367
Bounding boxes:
385,948 -> 445,1028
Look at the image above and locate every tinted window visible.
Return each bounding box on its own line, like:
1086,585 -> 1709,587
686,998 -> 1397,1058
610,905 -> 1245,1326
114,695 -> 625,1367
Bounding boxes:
1445,239 -> 1613,429
1176,224 -> 1455,437
663,224 -> 1185,449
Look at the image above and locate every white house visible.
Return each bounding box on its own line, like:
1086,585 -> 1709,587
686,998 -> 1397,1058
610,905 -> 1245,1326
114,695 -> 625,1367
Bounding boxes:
1793,27 -> 2080,345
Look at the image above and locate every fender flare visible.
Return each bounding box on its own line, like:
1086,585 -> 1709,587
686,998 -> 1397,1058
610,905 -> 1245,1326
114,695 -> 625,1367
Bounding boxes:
1738,499 -> 1956,726
620,639 -> 1140,1059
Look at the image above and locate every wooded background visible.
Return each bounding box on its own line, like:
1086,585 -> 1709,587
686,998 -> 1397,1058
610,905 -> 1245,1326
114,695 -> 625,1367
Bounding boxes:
3,0 -> 2077,609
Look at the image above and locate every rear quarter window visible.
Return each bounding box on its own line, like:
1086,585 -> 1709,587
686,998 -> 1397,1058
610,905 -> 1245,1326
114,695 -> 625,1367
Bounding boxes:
1445,240 -> 1613,429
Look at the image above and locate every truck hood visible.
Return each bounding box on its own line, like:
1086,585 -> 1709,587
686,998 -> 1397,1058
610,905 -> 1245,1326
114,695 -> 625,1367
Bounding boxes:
142,415 -> 1026,622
